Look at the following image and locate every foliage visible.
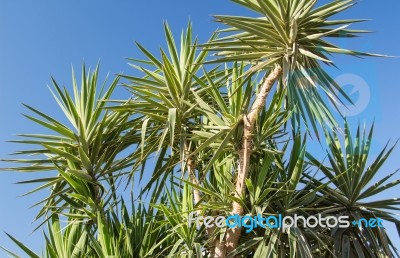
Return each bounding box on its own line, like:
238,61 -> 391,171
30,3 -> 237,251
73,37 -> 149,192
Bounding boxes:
1,0 -> 400,257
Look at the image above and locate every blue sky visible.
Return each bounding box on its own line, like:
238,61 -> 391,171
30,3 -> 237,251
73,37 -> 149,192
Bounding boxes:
1,0 -> 400,254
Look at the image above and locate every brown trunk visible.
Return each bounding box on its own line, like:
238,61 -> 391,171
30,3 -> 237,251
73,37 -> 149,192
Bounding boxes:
206,210 -> 219,258
214,239 -> 226,258
187,157 -> 202,205
222,66 -> 282,257
185,141 -> 218,256
184,141 -> 202,206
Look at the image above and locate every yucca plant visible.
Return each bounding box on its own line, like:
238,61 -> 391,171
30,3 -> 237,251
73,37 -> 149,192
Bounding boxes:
110,22 -> 228,204
225,134 -> 332,257
201,0 -> 385,255
1,65 -> 138,226
2,215 -> 89,258
2,194 -> 178,258
307,121 -> 400,257
2,0 -> 400,258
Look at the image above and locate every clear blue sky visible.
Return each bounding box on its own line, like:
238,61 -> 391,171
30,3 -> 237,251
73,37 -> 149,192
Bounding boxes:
1,0 -> 400,254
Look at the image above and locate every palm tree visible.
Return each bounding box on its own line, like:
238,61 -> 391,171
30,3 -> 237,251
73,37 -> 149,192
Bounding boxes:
2,0 -> 400,258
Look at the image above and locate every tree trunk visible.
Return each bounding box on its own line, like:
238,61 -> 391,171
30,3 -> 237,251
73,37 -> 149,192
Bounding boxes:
214,239 -> 226,258
219,66 -> 282,257
185,141 -> 218,257
185,141 -> 202,206
187,157 -> 202,205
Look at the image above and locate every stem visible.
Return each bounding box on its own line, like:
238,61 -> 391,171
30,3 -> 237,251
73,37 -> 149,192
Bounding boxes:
185,141 -> 219,256
184,141 -> 202,206
223,66 -> 282,256
214,239 -> 226,258
188,158 -> 202,205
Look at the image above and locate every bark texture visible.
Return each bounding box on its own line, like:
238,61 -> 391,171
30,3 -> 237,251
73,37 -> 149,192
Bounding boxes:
214,239 -> 226,258
188,157 -> 202,205
185,141 -> 218,257
215,66 -> 282,257
185,141 -> 202,206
